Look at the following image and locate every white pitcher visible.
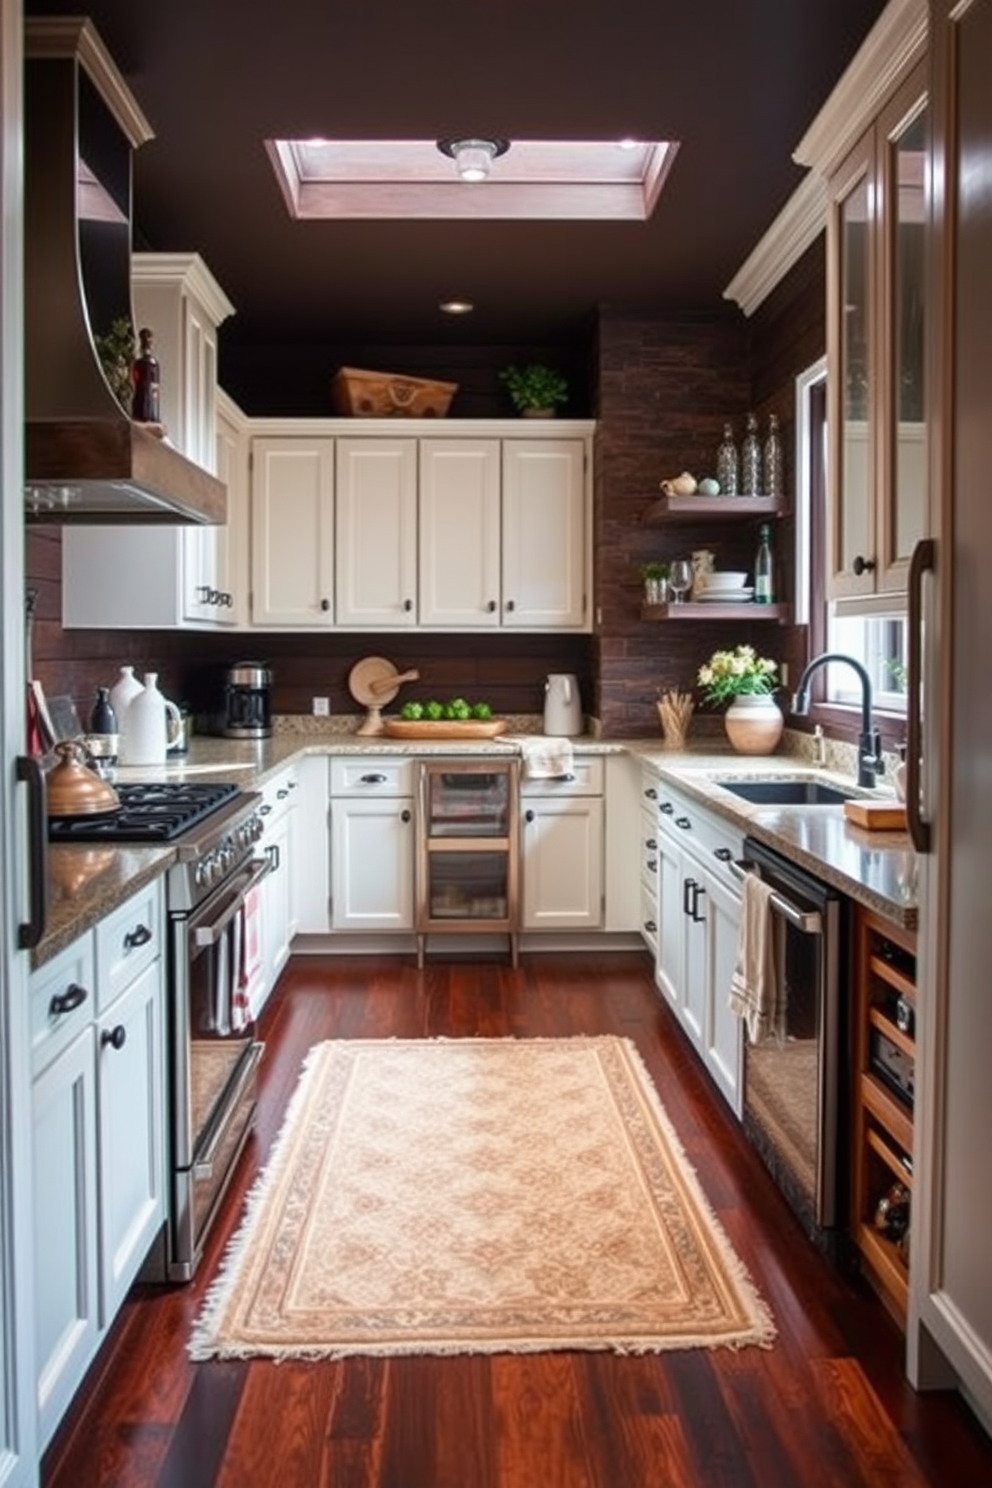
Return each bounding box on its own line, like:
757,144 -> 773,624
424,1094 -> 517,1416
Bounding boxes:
543,673 -> 583,737
119,672 -> 181,766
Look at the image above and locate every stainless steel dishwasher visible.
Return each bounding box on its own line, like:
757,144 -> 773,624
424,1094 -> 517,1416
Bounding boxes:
735,836 -> 845,1245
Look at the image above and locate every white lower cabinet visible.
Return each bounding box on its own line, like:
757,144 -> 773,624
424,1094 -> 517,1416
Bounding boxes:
30,881 -> 166,1448
293,755 -> 331,935
520,761 -> 604,931
329,758 -> 415,932
655,783 -> 744,1115
256,765 -> 300,1001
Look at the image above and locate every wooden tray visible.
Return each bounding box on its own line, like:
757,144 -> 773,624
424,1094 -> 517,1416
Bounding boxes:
381,719 -> 508,740
843,799 -> 907,831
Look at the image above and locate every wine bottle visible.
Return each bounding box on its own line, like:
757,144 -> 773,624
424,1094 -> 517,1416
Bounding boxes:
89,685 -> 117,735
740,413 -> 761,496
754,523 -> 774,604
132,327 -> 161,423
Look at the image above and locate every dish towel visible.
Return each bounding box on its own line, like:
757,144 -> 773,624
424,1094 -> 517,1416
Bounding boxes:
518,736 -> 575,781
729,872 -> 781,1044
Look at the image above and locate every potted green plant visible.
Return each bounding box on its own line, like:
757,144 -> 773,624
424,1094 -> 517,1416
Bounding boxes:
639,561 -> 670,604
499,363 -> 569,417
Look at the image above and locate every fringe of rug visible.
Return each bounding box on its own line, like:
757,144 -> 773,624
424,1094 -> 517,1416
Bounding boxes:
189,1034 -> 776,1362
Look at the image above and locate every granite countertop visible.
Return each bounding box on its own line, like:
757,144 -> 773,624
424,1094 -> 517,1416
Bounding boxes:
635,748 -> 917,930
32,725 -> 916,971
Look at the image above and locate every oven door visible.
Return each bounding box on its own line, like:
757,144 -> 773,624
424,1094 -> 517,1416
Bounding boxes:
737,837 -> 843,1235
169,854 -> 270,1279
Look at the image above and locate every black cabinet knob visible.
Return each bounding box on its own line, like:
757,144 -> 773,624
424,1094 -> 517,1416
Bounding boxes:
101,1024 -> 127,1051
852,554 -> 877,576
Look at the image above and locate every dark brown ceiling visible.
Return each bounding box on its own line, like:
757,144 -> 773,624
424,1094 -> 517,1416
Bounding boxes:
25,1 -> 888,356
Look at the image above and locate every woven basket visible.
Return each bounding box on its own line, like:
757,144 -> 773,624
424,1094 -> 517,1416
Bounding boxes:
331,367 -> 458,419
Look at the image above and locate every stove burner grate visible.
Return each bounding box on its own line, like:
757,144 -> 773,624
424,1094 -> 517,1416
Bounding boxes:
48,781 -> 242,843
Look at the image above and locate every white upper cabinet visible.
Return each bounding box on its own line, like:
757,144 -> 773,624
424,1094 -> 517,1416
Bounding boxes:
250,437 -> 336,626
62,253 -> 238,630
335,437 -> 418,627
502,438 -> 587,628
825,62 -> 928,608
418,438 -> 502,627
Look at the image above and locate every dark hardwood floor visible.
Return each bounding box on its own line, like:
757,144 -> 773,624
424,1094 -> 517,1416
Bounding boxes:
43,952 -> 992,1488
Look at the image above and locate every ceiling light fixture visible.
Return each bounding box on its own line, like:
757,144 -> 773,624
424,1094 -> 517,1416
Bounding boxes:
437,137 -> 509,183
439,297 -> 474,315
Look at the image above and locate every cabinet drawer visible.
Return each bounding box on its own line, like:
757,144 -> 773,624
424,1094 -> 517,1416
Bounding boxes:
330,757 -> 415,797
656,787 -> 742,890
260,767 -> 300,819
520,757 -> 603,796
30,936 -> 96,1079
94,881 -> 163,1013
640,809 -> 659,887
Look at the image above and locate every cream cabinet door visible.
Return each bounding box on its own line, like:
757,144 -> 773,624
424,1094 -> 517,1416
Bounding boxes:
521,796 -> 603,930
331,796 -> 415,930
502,439 -> 587,629
96,960 -> 165,1324
32,1028 -> 99,1448
251,438 -> 335,626
335,437 -> 418,627
419,438 -> 501,627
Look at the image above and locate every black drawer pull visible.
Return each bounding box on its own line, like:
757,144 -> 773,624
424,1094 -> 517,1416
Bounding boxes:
49,982 -> 88,1018
675,816 -> 692,830
647,859 -> 657,873
644,787 -> 658,800
659,801 -> 674,815
360,773 -> 387,785
644,919 -> 657,934
101,1024 -> 127,1051
123,923 -> 152,951
714,847 -> 733,862
525,809 -> 535,823
646,838 -> 657,850
401,809 -> 412,823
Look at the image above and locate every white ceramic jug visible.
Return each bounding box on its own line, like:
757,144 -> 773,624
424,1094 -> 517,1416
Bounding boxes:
119,672 -> 181,766
543,673 -> 583,737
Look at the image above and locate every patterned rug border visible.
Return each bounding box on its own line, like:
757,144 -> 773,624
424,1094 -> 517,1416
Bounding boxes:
190,1036 -> 776,1362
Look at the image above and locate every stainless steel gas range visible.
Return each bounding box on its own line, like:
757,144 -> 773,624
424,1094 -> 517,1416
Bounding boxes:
50,780 -> 269,1280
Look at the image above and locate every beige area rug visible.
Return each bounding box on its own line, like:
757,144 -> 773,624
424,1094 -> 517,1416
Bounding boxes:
189,1036 -> 775,1361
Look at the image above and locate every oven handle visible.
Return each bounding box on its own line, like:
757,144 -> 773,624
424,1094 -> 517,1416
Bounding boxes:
730,859 -> 823,935
191,857 -> 272,948
192,1041 -> 264,1181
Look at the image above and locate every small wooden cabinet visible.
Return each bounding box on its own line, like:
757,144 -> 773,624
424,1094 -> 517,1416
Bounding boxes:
850,906 -> 916,1325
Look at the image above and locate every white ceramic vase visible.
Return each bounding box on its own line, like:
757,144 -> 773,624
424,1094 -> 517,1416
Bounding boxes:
120,672 -> 181,766
724,694 -> 784,756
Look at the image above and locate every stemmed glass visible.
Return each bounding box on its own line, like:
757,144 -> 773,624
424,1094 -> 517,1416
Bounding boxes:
668,558 -> 693,604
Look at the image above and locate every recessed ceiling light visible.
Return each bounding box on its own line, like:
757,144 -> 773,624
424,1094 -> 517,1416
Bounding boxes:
439,298 -> 474,315
437,137 -> 510,183
618,137 -> 641,150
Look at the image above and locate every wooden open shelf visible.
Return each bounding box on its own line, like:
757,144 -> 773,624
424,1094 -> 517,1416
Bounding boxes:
640,601 -> 791,623
641,494 -> 786,523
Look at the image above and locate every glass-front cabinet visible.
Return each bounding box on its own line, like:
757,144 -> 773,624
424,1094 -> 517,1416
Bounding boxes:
827,61 -> 928,607
416,760 -> 520,967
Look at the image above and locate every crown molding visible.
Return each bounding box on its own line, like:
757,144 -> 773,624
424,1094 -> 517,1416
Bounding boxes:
723,173 -> 828,317
25,17 -> 154,149
132,252 -> 236,326
793,0 -> 927,177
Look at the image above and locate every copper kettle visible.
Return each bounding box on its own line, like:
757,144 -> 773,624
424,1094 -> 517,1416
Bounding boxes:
47,740 -> 120,816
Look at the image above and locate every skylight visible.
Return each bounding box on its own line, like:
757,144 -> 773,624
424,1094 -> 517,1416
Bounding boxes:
266,138 -> 678,221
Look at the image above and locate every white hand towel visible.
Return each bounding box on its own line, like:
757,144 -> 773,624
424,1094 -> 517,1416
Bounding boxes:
519,735 -> 575,780
729,873 -> 781,1045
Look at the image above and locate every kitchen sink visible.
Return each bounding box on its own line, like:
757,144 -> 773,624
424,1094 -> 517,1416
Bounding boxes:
717,778 -> 858,806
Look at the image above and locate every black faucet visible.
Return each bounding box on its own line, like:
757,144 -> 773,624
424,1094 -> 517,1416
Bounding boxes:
792,652 -> 884,788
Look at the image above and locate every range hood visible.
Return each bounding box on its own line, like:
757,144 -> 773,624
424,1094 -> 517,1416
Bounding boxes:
24,18 -> 226,525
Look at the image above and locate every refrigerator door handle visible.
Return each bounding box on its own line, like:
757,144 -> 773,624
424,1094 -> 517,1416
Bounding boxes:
16,754 -> 48,949
907,538 -> 935,854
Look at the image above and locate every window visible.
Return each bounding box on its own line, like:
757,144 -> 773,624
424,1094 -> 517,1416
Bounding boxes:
796,359 -> 907,723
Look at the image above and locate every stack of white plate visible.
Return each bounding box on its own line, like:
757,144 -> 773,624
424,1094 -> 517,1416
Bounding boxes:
694,571 -> 753,603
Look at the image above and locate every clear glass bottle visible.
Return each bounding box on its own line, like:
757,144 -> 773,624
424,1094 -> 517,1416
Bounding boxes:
131,327 -> 161,423
740,413 -> 761,496
754,523 -> 774,604
716,421 -> 739,496
763,412 -> 783,499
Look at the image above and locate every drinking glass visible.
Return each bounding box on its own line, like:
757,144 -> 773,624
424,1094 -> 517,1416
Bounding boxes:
669,559 -> 692,604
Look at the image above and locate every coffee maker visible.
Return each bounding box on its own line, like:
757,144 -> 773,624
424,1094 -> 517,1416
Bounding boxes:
223,662 -> 272,739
